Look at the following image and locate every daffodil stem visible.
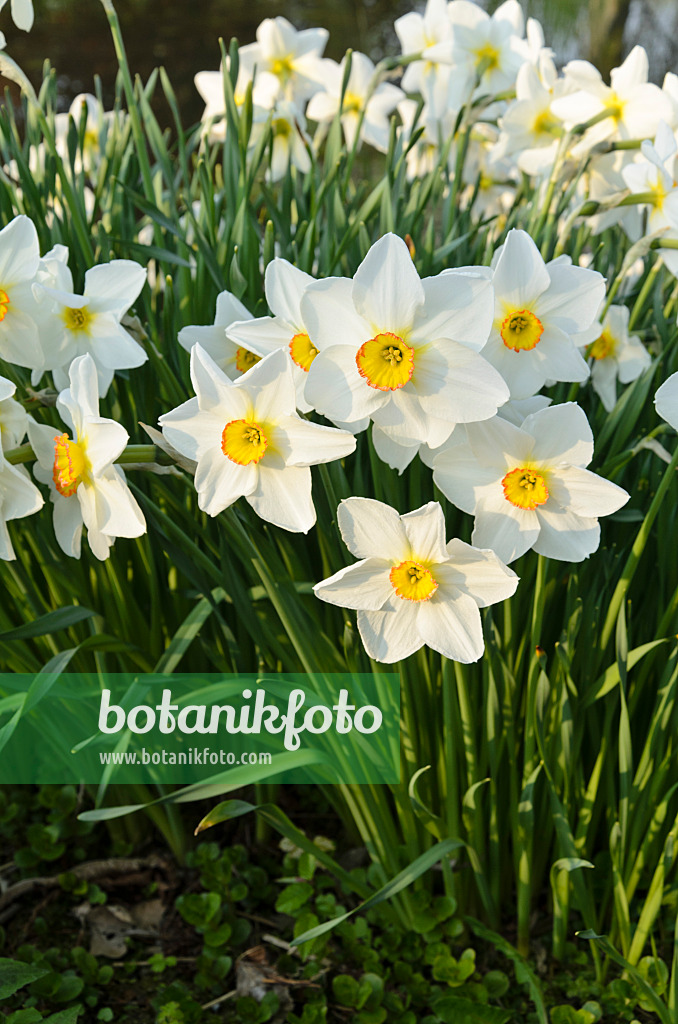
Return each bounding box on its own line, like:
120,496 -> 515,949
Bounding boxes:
628,258 -> 663,331
4,443 -> 174,467
600,443 -> 678,652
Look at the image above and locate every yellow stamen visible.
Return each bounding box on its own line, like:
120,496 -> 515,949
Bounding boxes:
342,91 -> 363,114
235,347 -> 261,374
474,42 -> 500,72
63,305 -> 93,334
271,56 -> 294,81
500,309 -> 543,352
0,288 -> 9,323
272,118 -> 292,138
390,559 -> 438,602
289,332 -> 318,372
221,419 -> 268,465
53,434 -> 88,497
587,330 -> 615,361
356,332 -> 415,391
502,467 -> 549,510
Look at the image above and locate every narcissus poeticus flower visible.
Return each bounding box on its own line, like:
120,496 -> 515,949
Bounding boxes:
481,229 -> 604,399
178,290 -> 261,381
301,233 -> 509,444
159,346 -> 356,533
579,304 -> 651,412
433,403 -> 629,564
0,215 -> 44,371
34,258 -> 147,396
0,449 -> 43,560
27,354 -> 146,560
227,259 -> 319,412
0,375 -> 28,452
314,497 -> 518,663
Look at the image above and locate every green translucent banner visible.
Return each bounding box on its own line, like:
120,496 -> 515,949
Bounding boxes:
0,672 -> 400,785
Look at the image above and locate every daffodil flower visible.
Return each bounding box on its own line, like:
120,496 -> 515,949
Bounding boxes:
301,233 -> 509,445
0,375 -> 28,451
178,290 -> 261,381
481,229 -> 604,399
0,215 -> 44,371
33,258 -> 147,396
0,446 -> 43,560
551,46 -> 672,154
579,304 -> 651,412
431,0 -> 529,99
27,354 -> 146,560
433,402 -> 628,564
159,346 -> 356,533
314,497 -> 518,663
250,100 -> 312,182
0,0 -> 33,32
227,259 -> 320,412
306,52 -> 404,154
194,63 -> 279,144
238,16 -> 328,106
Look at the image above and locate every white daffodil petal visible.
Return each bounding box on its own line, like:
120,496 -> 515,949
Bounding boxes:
655,372 -> 678,431
265,259 -> 314,326
493,230 -> 550,310
190,344 -> 248,414
272,417 -> 356,466
523,403 -> 594,467
313,557 -> 393,610
417,590 -> 485,663
352,233 -> 424,332
357,600 -> 423,663
416,270 -> 494,351
440,539 -> 519,607
472,495 -> 540,564
533,505 -> 601,561
159,400 -> 225,461
246,463 -> 315,533
433,444 -> 498,515
52,494 -> 83,558
305,346 -> 384,425
548,466 -> 629,518
82,419 -> 128,476
94,469 -> 146,538
338,496 -> 411,561
84,260 -> 146,316
195,446 -> 257,517
401,501 -> 449,563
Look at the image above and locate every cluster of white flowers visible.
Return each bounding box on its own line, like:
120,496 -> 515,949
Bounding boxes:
0,214 -> 148,561
165,228 -> 638,661
3,0 -> 678,666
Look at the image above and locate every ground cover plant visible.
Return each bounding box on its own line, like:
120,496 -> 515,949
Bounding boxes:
2,0 -> 678,1019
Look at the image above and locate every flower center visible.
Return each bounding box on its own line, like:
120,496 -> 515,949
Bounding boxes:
356,332 -> 415,391
0,288 -> 9,323
271,55 -> 294,81
63,306 -> 93,334
502,467 -> 549,510
500,309 -> 543,352
474,42 -> 500,72
235,347 -> 261,374
52,434 -> 88,497
221,419 -> 268,465
587,330 -> 615,361
272,117 -> 292,138
289,332 -> 318,372
342,91 -> 362,114
389,559 -> 438,602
